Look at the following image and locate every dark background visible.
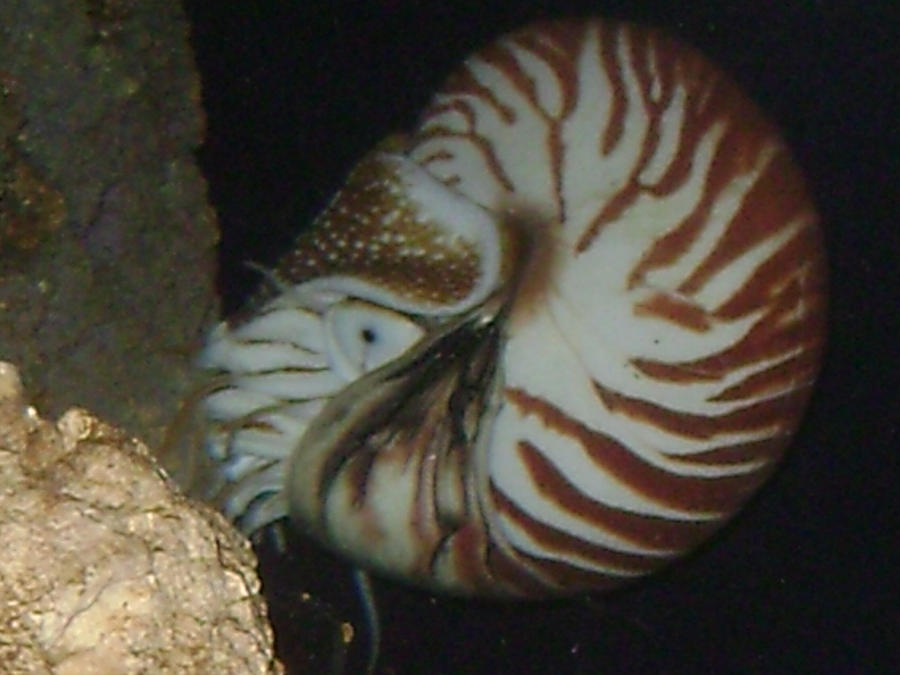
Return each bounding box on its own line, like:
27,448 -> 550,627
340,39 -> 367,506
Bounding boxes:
182,2 -> 897,673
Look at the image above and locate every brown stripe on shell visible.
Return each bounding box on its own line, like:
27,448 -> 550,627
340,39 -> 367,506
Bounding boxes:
483,535 -> 562,596
503,21 -> 586,221
633,268 -> 825,387
492,483 -> 663,573
421,21 -> 588,221
577,26 -> 790,257
593,379 -> 811,441
677,151 -> 814,297
415,106 -> 517,193
624,120 -> 789,291
432,521 -> 495,593
597,21 -> 627,156
661,435 -> 790,468
513,34 -> 581,95
430,516 -> 553,597
439,64 -> 517,125
714,224 -> 826,320
511,442 -> 720,551
628,24 -> 678,110
633,292 -> 713,331
629,357 -> 723,383
624,119 -> 761,291
709,350 -> 821,403
327,420 -> 454,579
698,278 -> 826,376
490,491 -> 665,592
504,551 -> 642,593
577,24 -> 672,254
342,445 -> 378,509
506,388 -> 765,513
325,380 -> 450,523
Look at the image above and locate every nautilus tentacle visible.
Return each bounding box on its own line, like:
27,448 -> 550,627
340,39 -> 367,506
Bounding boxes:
189,18 -> 826,597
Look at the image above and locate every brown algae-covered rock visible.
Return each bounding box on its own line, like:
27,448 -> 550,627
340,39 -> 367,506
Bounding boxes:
0,1 -> 218,450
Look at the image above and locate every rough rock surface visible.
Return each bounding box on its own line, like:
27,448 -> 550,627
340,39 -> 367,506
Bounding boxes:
0,362 -> 283,674
0,1 -> 218,450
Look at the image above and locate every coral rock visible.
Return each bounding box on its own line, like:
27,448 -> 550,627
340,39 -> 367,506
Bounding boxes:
0,362 -> 283,674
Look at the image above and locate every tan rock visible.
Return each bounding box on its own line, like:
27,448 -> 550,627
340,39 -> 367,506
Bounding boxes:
0,362 -> 283,674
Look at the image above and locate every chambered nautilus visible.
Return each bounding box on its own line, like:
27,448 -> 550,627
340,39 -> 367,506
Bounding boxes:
184,17 -> 826,598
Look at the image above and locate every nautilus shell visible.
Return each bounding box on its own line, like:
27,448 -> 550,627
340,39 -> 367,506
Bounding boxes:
191,18 -> 826,597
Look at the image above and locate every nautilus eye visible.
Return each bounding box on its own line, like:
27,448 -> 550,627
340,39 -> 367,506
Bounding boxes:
190,18 -> 826,597
324,300 -> 425,380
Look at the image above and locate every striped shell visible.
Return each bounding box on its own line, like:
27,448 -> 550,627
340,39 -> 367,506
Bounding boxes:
194,18 -> 826,597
